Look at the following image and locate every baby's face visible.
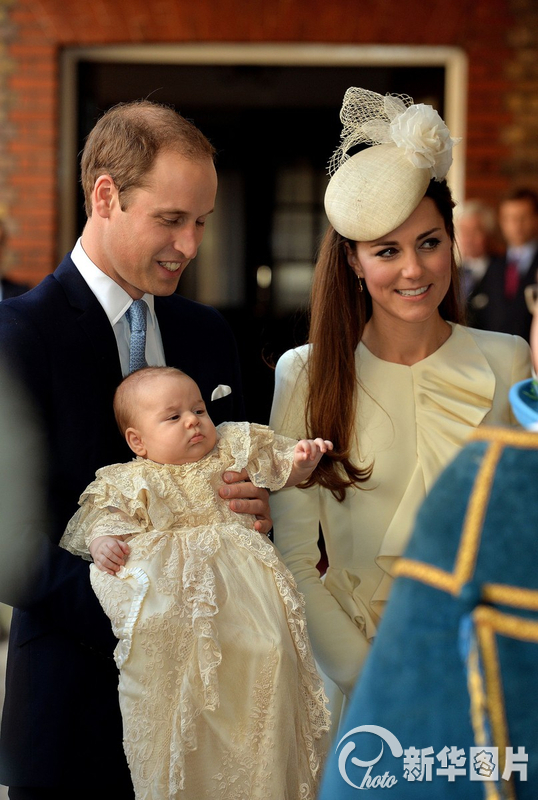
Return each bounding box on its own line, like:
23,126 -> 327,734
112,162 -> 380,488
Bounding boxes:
129,373 -> 217,465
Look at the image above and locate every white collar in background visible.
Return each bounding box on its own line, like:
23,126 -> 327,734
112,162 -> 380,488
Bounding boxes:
71,238 -> 156,328
463,255 -> 489,280
507,241 -> 538,273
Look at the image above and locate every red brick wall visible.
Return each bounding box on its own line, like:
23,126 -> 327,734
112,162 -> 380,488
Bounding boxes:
2,0 -> 532,285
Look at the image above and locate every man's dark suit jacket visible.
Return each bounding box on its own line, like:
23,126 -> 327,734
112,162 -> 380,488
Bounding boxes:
467,250 -> 538,341
0,256 -> 245,794
1,277 -> 30,300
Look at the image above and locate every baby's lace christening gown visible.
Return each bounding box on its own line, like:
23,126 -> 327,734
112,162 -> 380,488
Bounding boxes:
61,422 -> 330,800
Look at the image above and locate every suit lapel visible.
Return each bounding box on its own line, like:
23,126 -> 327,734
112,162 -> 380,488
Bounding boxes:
155,294 -> 219,403
155,294 -> 193,370
521,249 -> 538,288
54,256 -> 123,386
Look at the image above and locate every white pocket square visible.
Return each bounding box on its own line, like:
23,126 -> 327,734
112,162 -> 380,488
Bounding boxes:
211,384 -> 232,401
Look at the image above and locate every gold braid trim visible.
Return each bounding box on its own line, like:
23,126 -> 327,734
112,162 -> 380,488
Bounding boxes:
475,605 -> 538,643
472,606 -> 538,800
393,428 -> 538,800
391,560 -> 457,592
466,640 -> 503,800
394,440 -> 504,594
469,426 -> 538,449
482,584 -> 538,610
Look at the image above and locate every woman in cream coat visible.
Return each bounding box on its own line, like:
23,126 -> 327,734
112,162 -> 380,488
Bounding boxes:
269,87 -> 532,725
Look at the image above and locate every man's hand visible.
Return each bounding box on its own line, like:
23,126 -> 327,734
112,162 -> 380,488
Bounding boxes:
219,469 -> 272,534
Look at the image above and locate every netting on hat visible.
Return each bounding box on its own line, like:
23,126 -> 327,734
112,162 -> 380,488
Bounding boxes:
328,87 -> 459,181
328,88 -> 413,175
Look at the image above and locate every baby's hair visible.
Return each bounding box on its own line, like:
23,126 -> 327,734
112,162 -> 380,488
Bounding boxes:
113,366 -> 188,436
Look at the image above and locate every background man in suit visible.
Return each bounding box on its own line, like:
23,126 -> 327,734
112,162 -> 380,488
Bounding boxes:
0,219 -> 29,300
455,199 -> 498,326
465,187 -> 538,340
0,100 -> 271,800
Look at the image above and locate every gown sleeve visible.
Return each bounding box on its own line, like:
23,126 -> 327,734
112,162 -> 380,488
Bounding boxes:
245,423 -> 298,490
269,348 -> 370,697
60,463 -> 155,560
217,421 -> 297,490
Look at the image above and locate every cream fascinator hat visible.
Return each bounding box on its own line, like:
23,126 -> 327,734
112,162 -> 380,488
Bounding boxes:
324,87 -> 461,241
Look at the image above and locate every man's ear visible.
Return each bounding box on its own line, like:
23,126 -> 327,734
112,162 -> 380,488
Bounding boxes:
344,241 -> 364,278
92,174 -> 118,219
125,427 -> 146,457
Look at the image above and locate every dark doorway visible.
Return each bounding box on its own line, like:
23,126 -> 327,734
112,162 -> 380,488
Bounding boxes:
76,61 -> 445,422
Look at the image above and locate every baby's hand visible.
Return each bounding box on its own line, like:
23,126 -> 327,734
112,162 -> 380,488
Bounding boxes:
89,535 -> 131,576
294,438 -> 334,467
284,439 -> 333,488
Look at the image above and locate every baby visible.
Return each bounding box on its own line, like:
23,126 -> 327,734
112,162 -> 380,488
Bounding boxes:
60,366 -> 331,800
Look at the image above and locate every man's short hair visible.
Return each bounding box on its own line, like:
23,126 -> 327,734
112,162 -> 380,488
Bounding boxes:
455,199 -> 496,234
501,187 -> 538,215
81,100 -> 216,217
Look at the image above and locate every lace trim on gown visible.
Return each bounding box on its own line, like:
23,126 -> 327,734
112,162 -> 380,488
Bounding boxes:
113,565 -> 150,668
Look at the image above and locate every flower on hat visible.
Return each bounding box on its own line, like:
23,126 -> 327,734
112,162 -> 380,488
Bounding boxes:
328,88 -> 460,182
390,104 -> 457,180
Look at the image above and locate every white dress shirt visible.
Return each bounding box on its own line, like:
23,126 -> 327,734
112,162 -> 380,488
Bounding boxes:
462,254 -> 489,284
507,241 -> 538,277
71,238 -> 166,376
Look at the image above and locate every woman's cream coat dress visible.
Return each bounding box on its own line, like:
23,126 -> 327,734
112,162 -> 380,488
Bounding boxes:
269,325 -> 531,705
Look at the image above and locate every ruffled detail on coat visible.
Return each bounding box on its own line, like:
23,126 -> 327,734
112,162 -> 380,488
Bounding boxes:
371,324 -> 497,606
323,566 -> 378,643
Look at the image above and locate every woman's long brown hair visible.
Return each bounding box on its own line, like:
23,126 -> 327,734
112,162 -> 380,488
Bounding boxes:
301,179 -> 465,501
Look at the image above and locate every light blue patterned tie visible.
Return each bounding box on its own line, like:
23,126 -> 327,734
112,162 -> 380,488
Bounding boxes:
125,299 -> 148,373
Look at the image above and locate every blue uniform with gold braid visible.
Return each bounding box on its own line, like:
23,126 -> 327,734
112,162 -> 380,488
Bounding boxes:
319,410 -> 538,799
